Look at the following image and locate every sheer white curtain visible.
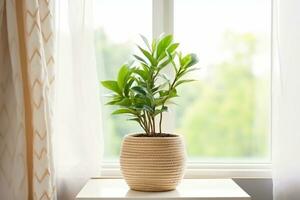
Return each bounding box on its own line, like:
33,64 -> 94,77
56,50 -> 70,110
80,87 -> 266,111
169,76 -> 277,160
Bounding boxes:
54,0 -> 103,199
273,0 -> 300,199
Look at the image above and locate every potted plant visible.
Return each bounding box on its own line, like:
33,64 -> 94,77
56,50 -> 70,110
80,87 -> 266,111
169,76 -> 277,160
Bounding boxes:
101,34 -> 198,192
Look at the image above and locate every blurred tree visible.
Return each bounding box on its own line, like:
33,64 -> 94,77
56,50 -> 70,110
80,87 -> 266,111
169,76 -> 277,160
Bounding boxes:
176,32 -> 269,160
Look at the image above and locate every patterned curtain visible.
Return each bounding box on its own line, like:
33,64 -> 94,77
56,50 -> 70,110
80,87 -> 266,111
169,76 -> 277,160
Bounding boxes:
0,1 -> 28,199
0,0 -> 56,199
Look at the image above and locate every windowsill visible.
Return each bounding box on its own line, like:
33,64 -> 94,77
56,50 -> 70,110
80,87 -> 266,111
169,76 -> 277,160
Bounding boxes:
99,163 -> 272,179
76,178 -> 251,199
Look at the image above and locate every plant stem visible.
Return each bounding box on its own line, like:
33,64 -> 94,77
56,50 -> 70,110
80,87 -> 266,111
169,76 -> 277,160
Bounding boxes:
159,112 -> 163,134
146,111 -> 152,134
148,112 -> 154,134
159,72 -> 179,134
138,120 -> 147,133
143,111 -> 149,134
152,116 -> 156,134
146,112 -> 151,134
138,115 -> 147,133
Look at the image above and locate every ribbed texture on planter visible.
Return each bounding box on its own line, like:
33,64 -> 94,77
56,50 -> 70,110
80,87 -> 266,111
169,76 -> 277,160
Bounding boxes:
120,133 -> 186,192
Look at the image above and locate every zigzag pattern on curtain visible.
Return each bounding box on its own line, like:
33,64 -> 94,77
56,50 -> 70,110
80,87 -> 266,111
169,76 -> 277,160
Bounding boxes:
0,0 -> 28,199
24,0 -> 56,199
0,0 -> 56,199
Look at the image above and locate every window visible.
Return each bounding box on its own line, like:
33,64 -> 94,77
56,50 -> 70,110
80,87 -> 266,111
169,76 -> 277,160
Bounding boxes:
94,0 -> 271,164
94,0 -> 152,159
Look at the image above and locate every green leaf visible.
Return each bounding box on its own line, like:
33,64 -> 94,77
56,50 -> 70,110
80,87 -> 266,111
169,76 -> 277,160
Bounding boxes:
157,43 -> 179,62
154,98 -> 165,106
140,34 -> 151,51
133,55 -> 147,64
168,88 -> 178,98
101,80 -> 122,95
130,104 -> 144,111
174,79 -> 195,87
106,100 -> 120,105
128,117 -> 141,122
143,105 -> 154,113
112,108 -> 136,115
185,53 -> 199,68
131,86 -> 147,96
167,43 -> 179,53
138,46 -> 157,66
158,49 -> 176,70
135,94 -> 153,108
158,58 -> 171,69
151,38 -> 157,54
181,53 -> 199,69
165,100 -> 178,105
157,35 -> 173,58
141,63 -> 150,71
124,78 -> 134,96
177,67 -> 200,79
115,97 -> 131,106
154,106 -> 168,116
117,65 -> 129,89
180,54 -> 192,67
166,50 -> 178,73
152,86 -> 160,93
133,69 -> 148,80
158,90 -> 169,97
105,95 -> 122,105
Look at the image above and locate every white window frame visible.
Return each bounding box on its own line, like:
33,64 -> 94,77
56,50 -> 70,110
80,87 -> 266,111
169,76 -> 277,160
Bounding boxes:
100,162 -> 271,178
100,0 -> 273,179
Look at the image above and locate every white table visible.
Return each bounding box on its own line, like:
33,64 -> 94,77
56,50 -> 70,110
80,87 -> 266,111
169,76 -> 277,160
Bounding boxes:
76,179 -> 251,200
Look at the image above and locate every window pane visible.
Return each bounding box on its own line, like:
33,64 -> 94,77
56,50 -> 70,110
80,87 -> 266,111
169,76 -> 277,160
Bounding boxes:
94,0 -> 152,160
174,0 -> 271,162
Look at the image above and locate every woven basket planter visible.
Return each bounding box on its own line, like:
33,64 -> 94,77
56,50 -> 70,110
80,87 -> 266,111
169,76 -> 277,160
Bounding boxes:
120,133 -> 186,192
